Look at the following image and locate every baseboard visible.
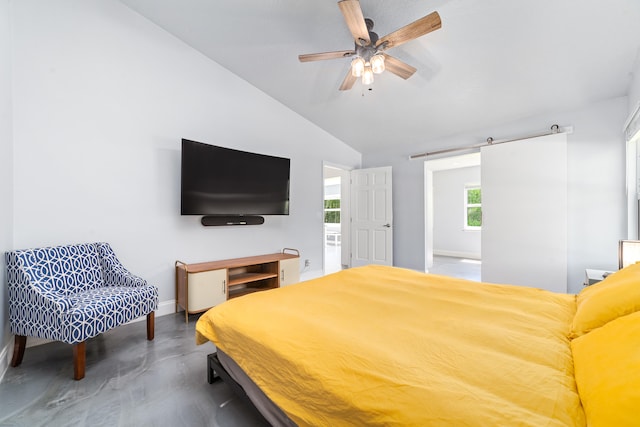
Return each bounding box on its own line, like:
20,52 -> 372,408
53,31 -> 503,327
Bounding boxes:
433,250 -> 481,260
26,337 -> 53,348
2,333 -> 51,383
0,339 -> 9,382
126,299 -> 175,323
156,299 -> 176,318
300,269 -> 324,282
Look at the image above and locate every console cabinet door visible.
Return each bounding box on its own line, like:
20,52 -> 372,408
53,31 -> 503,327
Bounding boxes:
188,269 -> 227,311
279,258 -> 300,287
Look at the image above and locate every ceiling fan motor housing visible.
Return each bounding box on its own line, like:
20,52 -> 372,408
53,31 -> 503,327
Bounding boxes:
355,19 -> 379,61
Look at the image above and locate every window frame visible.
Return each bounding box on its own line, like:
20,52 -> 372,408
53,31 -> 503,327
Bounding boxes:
464,185 -> 482,231
324,197 -> 341,224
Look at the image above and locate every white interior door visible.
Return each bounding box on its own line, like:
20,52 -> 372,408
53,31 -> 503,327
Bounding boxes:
481,133 -> 567,292
350,167 -> 393,267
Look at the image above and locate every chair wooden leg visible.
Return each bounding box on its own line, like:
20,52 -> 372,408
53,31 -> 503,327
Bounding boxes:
147,311 -> 155,341
73,341 -> 86,380
11,335 -> 26,367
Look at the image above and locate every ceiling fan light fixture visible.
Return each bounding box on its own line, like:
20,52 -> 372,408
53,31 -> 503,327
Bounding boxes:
370,54 -> 385,74
351,57 -> 365,77
298,3 -> 442,91
362,64 -> 374,85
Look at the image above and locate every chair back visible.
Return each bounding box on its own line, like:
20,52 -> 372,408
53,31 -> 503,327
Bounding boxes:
9,243 -> 105,296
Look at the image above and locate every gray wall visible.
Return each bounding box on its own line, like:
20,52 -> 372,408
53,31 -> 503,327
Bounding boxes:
629,53 -> 640,112
363,96 -> 629,293
0,0 -> 13,371
2,0 -> 361,368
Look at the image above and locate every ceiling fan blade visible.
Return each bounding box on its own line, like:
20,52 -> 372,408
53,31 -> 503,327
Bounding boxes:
338,0 -> 370,46
298,50 -> 355,63
382,54 -> 417,80
377,11 -> 441,50
339,70 -> 357,91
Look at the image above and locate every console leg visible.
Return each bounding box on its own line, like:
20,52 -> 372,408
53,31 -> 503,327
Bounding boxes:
73,341 -> 86,380
11,335 -> 26,367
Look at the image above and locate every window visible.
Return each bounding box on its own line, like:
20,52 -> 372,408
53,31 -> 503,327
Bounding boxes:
465,186 -> 482,229
324,199 -> 340,224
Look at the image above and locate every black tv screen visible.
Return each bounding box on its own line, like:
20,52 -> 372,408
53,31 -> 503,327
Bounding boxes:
181,139 -> 290,216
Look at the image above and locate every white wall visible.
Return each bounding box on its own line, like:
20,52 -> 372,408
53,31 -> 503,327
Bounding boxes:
363,96 -> 628,293
432,166 -> 481,259
0,0 -> 14,373
9,0 -> 361,314
625,50 -> 640,239
629,50 -> 640,113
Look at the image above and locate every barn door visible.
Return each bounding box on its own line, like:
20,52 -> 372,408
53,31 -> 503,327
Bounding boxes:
481,133 -> 567,292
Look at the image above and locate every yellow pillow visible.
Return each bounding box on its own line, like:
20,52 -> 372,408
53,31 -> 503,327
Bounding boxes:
571,262 -> 640,337
571,311 -> 640,426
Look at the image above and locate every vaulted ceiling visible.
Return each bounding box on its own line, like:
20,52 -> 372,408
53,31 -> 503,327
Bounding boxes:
119,0 -> 640,154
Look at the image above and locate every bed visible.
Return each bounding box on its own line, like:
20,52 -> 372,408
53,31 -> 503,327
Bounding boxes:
195,264 -> 640,426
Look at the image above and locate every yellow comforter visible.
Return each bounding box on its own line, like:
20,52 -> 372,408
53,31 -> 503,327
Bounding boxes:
196,265 -> 585,426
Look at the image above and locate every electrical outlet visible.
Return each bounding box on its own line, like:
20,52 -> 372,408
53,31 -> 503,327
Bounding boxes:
304,259 -> 310,268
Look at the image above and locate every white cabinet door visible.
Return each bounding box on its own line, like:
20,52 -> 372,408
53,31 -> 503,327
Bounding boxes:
279,257 -> 300,287
188,269 -> 227,311
351,167 -> 393,267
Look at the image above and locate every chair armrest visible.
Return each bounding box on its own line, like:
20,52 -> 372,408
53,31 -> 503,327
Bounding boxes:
98,243 -> 148,288
104,265 -> 148,288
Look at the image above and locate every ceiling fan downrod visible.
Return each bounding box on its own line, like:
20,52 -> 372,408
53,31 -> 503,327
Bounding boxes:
351,18 -> 385,83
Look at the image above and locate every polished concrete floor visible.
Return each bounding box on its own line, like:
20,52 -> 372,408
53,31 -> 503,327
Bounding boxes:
323,241 -> 342,275
429,255 -> 482,282
0,258 -> 480,427
0,313 -> 269,427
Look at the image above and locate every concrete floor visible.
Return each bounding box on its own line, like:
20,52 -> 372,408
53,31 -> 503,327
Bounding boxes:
429,255 -> 482,282
0,313 -> 269,427
0,259 -> 481,426
323,241 -> 342,275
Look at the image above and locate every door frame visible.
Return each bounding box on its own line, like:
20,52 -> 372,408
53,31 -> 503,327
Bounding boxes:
424,152 -> 481,270
322,161 -> 352,275
350,166 -> 394,267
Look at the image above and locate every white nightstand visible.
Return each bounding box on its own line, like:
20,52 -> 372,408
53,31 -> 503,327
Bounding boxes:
584,269 -> 614,286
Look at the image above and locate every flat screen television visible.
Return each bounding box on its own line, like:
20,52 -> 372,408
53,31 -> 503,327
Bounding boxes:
181,139 -> 290,216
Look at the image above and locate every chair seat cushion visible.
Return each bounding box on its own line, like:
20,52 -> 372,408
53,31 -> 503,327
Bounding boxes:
60,286 -> 158,343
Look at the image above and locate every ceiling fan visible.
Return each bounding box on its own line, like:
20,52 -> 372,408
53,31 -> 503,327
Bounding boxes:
298,0 -> 441,91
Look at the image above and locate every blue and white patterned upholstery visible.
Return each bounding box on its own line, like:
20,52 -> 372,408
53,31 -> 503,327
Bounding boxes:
6,242 -> 158,344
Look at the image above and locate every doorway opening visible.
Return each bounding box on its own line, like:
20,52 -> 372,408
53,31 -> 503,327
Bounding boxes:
425,153 -> 481,280
323,163 -> 350,275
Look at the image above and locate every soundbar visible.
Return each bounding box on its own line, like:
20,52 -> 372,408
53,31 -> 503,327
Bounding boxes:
201,215 -> 265,226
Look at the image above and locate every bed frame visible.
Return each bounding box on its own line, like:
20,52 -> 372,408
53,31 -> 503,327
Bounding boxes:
207,351 -> 296,426
207,352 -> 251,402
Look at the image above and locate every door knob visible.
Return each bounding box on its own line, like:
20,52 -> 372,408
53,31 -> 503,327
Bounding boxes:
383,223 -> 391,228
